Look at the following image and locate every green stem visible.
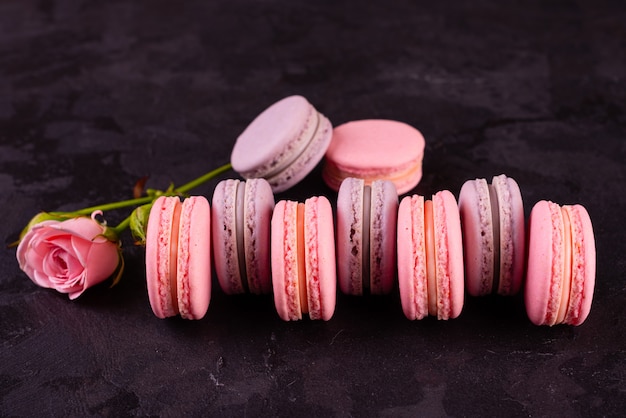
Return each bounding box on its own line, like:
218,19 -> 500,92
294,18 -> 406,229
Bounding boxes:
59,196 -> 155,216
56,163 -> 232,217
112,162 -> 233,235
49,162 -> 233,237
175,162 -> 232,194
112,216 -> 132,236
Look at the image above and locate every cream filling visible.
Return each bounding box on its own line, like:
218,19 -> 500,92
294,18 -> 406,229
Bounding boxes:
296,203 -> 308,315
169,201 -> 182,315
488,184 -> 500,294
492,175 -> 515,295
235,181 -> 248,293
424,200 -> 437,316
323,158 -> 422,190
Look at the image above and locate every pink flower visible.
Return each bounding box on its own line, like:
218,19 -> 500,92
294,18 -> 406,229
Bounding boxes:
16,212 -> 121,299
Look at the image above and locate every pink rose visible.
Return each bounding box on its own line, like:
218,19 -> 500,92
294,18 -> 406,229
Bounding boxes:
16,213 -> 121,299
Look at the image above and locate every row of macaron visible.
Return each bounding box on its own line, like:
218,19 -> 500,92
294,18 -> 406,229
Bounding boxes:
145,174 -> 595,327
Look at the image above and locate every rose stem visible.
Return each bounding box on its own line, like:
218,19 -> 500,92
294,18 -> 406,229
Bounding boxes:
110,162 -> 233,234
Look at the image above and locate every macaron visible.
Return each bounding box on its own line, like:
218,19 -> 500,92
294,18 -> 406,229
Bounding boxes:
145,196 -> 211,319
322,119 -> 426,194
231,95 -> 333,193
212,178 -> 275,295
336,177 -> 398,295
397,190 -> 464,320
458,174 -> 525,296
525,201 -> 595,326
271,196 -> 337,321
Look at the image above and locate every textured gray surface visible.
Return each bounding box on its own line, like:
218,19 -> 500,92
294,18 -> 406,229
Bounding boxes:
1,0 -> 625,416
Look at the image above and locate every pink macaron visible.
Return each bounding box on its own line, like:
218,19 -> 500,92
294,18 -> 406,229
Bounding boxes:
397,190 -> 464,320
271,196 -> 337,321
322,119 -> 426,194
145,195 -> 212,319
458,174 -> 525,296
336,177 -> 398,295
231,95 -> 333,193
211,178 -> 275,295
525,201 -> 595,326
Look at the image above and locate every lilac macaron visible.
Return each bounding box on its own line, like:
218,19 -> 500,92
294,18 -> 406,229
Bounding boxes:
231,95 -> 333,193
336,177 -> 398,295
212,178 -> 275,295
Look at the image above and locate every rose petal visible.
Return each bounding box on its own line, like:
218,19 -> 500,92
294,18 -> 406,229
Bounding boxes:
67,271 -> 89,299
42,249 -> 63,278
30,232 -> 59,256
83,240 -> 119,288
47,249 -> 83,285
33,269 -> 53,288
70,235 -> 95,266
17,240 -> 38,272
65,252 -> 84,277
46,235 -> 77,256
63,281 -> 85,298
62,217 -> 106,240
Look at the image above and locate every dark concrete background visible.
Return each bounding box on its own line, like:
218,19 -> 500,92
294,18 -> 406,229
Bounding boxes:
1,0 -> 625,416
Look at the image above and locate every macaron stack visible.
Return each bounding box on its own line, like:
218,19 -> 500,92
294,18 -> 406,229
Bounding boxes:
142,95 -> 596,327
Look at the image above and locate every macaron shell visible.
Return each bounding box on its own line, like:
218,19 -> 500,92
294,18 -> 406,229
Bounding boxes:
243,178 -> 275,294
271,200 -> 302,321
336,177 -> 365,295
458,178 -> 494,296
266,113 -> 332,193
176,196 -> 211,320
563,204 -> 595,325
231,95 -> 314,177
525,200 -> 562,326
212,179 -> 245,294
433,190 -> 464,320
323,119 -> 425,194
145,196 -> 181,319
397,195 -> 428,320
492,174 -> 525,295
369,180 -> 398,294
304,196 -> 337,320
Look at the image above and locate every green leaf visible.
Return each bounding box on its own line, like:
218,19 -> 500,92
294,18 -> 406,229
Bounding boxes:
129,203 -> 152,246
